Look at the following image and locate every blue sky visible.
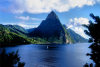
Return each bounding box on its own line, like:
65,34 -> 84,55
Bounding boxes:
0,0 -> 100,38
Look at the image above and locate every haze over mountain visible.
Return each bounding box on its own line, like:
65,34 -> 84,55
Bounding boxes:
63,25 -> 88,43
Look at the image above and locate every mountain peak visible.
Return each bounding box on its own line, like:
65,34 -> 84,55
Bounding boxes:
30,11 -> 70,43
46,11 -> 58,20
50,11 -> 56,14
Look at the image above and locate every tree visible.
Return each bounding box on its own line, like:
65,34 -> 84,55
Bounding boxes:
84,14 -> 100,67
83,13 -> 100,43
0,49 -> 25,67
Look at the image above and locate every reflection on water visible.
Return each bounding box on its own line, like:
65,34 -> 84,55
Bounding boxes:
0,43 -> 93,67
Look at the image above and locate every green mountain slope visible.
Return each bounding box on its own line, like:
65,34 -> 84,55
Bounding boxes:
0,24 -> 49,46
0,24 -> 30,46
63,25 -> 88,43
5,25 -> 28,36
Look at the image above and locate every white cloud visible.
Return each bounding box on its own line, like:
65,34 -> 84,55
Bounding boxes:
15,16 -> 42,21
3,22 -> 40,29
71,27 -> 89,39
2,0 -> 97,13
31,18 -> 43,21
16,22 -> 40,28
17,22 -> 40,28
18,24 -> 38,29
16,16 -> 29,20
67,25 -> 73,29
69,17 -> 89,26
67,17 -> 89,39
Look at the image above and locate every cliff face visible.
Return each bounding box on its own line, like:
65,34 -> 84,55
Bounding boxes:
30,11 -> 73,44
63,25 -> 88,43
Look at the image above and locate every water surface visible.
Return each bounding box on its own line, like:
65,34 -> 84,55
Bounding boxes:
0,43 -> 93,67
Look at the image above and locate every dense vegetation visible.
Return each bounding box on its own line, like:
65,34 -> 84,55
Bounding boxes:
0,24 -> 48,47
0,24 -> 30,46
84,14 -> 100,67
5,25 -> 28,36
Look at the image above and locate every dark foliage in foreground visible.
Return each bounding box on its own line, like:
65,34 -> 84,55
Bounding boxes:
83,14 -> 100,67
0,49 -> 25,67
83,14 -> 100,43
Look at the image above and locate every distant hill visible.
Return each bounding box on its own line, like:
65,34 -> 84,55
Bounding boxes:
5,25 -> 28,36
30,11 -> 73,44
0,24 -> 49,47
0,24 -> 30,46
63,25 -> 88,43
27,28 -> 35,33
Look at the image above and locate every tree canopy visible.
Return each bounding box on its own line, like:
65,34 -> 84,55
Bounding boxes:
83,13 -> 100,43
84,14 -> 100,67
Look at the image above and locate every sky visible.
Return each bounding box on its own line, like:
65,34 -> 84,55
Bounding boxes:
0,0 -> 100,39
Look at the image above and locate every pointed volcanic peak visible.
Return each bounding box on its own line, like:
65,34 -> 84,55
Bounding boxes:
46,11 -> 59,20
38,11 -> 62,29
30,11 -> 73,44
34,11 -> 64,37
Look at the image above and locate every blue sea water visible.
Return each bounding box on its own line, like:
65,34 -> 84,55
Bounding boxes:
0,43 -> 93,67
